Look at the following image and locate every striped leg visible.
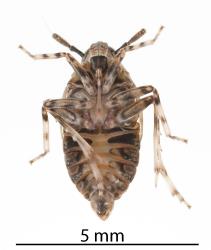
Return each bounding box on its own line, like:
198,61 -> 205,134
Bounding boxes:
30,97 -> 93,163
115,85 -> 187,142
105,27 -> 164,94
30,107 -> 49,164
114,26 -> 164,64
116,86 -> 190,208
107,85 -> 154,107
44,98 -> 93,110
115,28 -> 146,53
30,98 -> 104,186
127,26 -> 164,52
18,45 -> 95,95
153,105 -> 191,208
153,88 -> 187,143
19,45 -> 69,60
46,99 -> 104,187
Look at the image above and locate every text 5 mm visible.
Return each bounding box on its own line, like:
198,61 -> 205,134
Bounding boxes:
81,229 -> 124,243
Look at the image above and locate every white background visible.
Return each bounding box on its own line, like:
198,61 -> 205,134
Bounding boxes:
0,0 -> 210,249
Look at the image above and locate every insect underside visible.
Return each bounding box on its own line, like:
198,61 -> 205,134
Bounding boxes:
19,26 -> 190,220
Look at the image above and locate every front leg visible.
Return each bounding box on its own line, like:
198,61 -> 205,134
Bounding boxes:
103,28 -> 160,94
114,26 -> 164,64
127,26 -> 164,52
19,45 -> 95,95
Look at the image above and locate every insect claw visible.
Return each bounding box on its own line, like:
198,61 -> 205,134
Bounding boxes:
169,135 -> 188,143
18,45 -> 33,58
184,201 -> 191,209
29,152 -> 48,164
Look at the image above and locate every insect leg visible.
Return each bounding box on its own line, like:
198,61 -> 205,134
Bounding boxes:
153,88 -> 187,143
19,45 -> 68,60
117,96 -> 154,123
114,85 -> 187,142
43,99 -> 104,186
19,45 -> 95,95
114,26 -> 163,64
105,33 -> 155,94
52,33 -> 84,57
106,85 -> 154,108
42,99 -> 93,158
44,98 -> 93,110
30,107 -> 49,164
102,61 -> 119,94
115,28 -> 146,53
116,88 -> 190,208
127,26 -> 164,52
154,105 -> 191,208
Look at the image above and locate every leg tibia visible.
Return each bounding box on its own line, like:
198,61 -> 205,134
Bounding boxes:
30,107 -> 49,164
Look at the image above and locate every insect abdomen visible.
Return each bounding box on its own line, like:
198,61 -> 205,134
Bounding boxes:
63,127 -> 140,200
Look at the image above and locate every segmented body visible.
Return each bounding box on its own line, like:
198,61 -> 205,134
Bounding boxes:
20,26 -> 190,220
62,65 -> 141,201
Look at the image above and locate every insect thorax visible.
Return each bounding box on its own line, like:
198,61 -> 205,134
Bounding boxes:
63,41 -> 135,130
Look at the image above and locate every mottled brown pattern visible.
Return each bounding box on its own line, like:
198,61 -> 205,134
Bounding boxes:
63,126 -> 140,201
19,26 -> 190,220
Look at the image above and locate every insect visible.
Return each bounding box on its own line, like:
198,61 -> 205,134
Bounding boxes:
19,26 -> 190,220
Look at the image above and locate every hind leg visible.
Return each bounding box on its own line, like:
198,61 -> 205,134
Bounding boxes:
153,104 -> 191,208
116,86 -> 190,208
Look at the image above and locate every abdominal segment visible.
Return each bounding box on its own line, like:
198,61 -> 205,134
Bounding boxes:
63,127 -> 140,200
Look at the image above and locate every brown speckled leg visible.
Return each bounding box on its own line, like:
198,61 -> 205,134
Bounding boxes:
19,45 -> 95,95
30,107 -> 49,164
30,98 -> 104,188
116,86 -> 190,208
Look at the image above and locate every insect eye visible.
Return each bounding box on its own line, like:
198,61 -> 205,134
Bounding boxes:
90,56 -> 108,72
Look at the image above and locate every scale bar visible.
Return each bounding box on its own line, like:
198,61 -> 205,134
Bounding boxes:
16,243 -> 199,246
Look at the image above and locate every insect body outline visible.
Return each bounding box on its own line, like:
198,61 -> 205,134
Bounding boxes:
19,26 -> 190,220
